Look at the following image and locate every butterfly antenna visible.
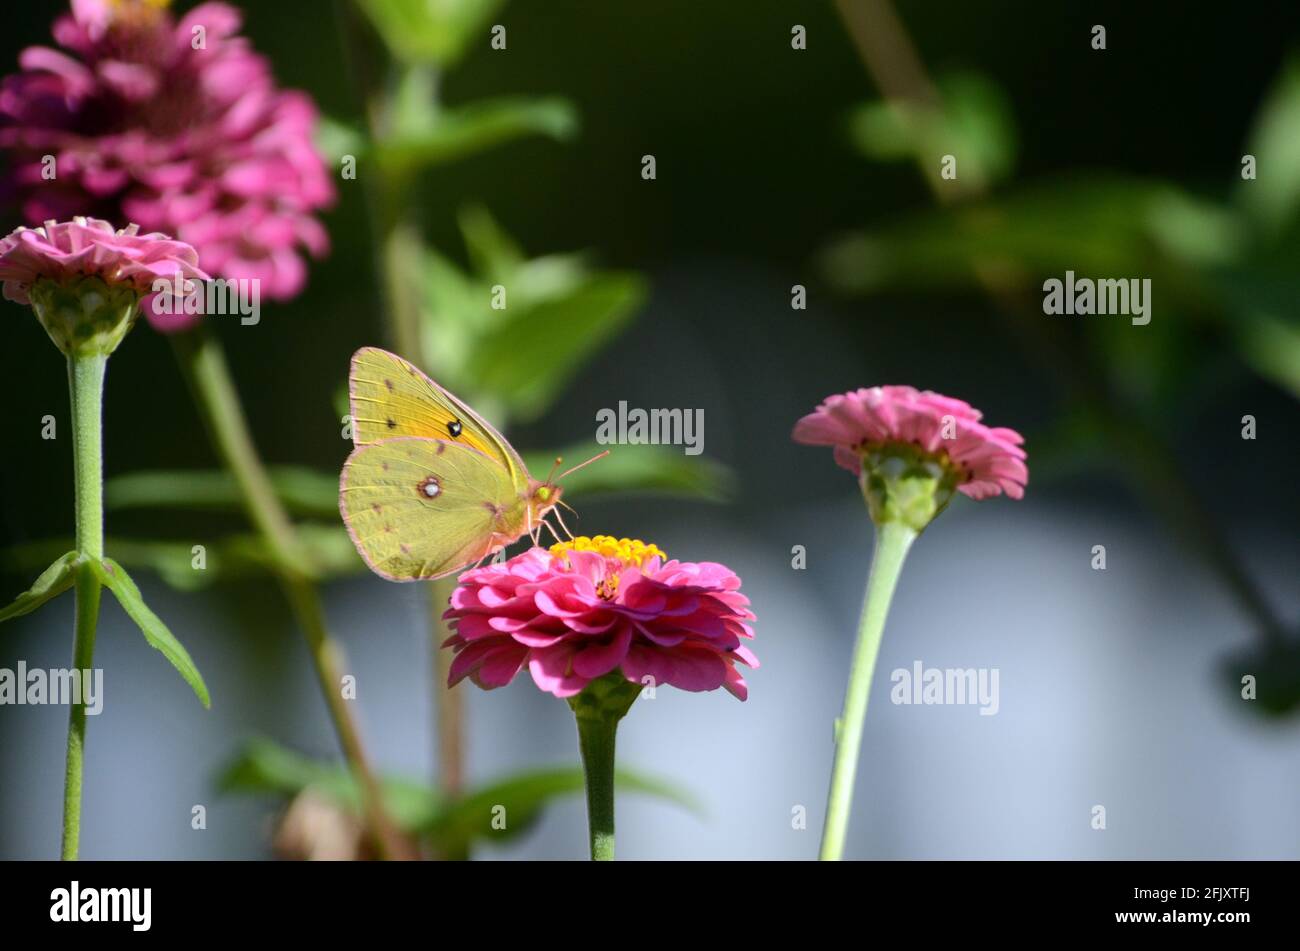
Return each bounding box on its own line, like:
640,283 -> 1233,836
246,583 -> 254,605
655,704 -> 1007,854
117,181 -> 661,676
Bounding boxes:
545,456 -> 564,485
557,450 -> 610,481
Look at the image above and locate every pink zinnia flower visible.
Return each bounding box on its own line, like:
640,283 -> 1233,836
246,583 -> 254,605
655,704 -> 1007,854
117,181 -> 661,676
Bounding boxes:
443,536 -> 758,701
0,0 -> 333,327
793,386 -> 1028,502
0,216 -> 203,304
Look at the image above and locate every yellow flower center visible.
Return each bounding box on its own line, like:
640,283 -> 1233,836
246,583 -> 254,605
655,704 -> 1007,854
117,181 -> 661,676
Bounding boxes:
108,0 -> 171,27
549,535 -> 666,569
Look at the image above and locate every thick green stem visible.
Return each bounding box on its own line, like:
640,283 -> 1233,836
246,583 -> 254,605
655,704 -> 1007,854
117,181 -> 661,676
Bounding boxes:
819,519 -> 916,861
171,330 -> 411,860
61,353 -> 107,860
574,712 -> 620,860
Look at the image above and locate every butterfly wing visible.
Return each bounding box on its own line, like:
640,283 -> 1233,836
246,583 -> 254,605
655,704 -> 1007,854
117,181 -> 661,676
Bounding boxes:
340,436 -> 528,581
348,347 -> 529,491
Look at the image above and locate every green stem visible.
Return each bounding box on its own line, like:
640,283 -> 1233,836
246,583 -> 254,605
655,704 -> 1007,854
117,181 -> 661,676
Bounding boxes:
819,519 -> 916,861
171,329 -> 411,860
61,353 -> 107,860
574,712 -> 620,860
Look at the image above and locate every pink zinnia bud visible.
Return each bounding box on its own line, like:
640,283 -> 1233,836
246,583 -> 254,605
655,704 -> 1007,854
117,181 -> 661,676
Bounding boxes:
0,0 -> 334,327
0,215 -> 206,354
443,536 -> 758,701
793,386 -> 1027,529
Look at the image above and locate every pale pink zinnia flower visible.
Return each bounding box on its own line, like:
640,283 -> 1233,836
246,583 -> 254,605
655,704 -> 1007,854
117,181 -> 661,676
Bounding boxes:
0,0 -> 333,329
0,216 -> 204,305
443,536 -> 758,701
793,386 -> 1028,502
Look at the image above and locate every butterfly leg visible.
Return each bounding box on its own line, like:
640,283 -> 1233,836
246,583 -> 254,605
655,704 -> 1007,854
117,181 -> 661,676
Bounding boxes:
551,505 -> 575,541
469,533 -> 503,571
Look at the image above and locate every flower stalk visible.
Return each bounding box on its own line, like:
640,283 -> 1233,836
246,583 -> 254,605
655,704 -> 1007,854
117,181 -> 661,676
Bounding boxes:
568,674 -> 641,861
60,351 -> 107,860
819,519 -> 915,861
172,328 -> 410,860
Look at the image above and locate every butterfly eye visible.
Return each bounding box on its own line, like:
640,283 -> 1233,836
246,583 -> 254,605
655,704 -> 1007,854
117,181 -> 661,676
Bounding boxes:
417,476 -> 441,499
447,419 -> 463,438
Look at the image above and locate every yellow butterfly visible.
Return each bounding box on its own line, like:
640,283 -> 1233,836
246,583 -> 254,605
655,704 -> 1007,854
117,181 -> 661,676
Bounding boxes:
339,347 -> 602,581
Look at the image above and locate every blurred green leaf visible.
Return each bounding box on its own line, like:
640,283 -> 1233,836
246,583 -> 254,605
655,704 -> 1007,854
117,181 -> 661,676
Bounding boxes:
220,737 -> 440,831
459,203 -> 526,277
1236,314 -> 1300,399
0,551 -> 78,624
524,442 -> 733,502
417,207 -> 646,419
376,97 -> 578,177
355,0 -> 505,67
420,766 -> 702,854
1236,56 -> 1300,238
5,525 -> 363,593
848,72 -> 1017,189
465,273 -> 647,420
90,557 -> 209,708
820,176 -> 1196,295
221,737 -> 700,853
315,116 -> 368,166
107,467 -> 340,519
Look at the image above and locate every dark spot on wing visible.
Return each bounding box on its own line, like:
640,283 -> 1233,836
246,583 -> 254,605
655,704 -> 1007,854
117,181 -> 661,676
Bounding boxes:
384,379 -> 394,391
448,419 -> 463,438
386,418 -> 396,429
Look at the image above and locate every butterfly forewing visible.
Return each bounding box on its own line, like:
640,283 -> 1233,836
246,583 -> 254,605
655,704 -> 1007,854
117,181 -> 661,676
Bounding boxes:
340,436 -> 528,581
349,348 -> 529,492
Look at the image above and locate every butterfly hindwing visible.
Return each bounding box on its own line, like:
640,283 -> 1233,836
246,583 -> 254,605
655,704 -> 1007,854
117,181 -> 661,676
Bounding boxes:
340,436 -> 528,581
348,347 -> 528,491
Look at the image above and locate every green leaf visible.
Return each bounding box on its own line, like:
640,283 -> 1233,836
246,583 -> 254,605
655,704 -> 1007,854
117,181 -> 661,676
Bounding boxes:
820,176 -> 1197,296
88,558 -> 210,708
465,272 -> 648,419
355,0 -> 505,67
220,737 -> 701,852
315,116 -> 369,166
0,550 -> 79,623
420,766 -> 702,854
523,442 -> 733,502
219,737 -> 440,831
1236,314 -> 1300,399
1236,56 -> 1300,237
5,526 -> 364,593
848,72 -> 1017,189
375,97 -> 578,177
106,467 -> 341,519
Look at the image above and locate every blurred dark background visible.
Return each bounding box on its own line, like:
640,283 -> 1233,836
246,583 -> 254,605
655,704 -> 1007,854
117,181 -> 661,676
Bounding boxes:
1,1 -> 1298,859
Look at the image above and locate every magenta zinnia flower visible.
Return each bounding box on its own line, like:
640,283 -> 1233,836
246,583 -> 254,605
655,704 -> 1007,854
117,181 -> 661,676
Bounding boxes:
443,536 -> 758,701
793,386 -> 1028,503
0,0 -> 332,325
